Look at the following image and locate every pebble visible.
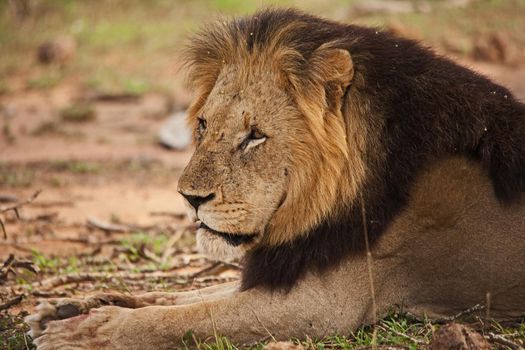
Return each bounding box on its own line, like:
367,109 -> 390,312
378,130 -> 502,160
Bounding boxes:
157,111 -> 192,150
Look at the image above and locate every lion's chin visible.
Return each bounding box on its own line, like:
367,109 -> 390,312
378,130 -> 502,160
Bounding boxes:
196,228 -> 251,261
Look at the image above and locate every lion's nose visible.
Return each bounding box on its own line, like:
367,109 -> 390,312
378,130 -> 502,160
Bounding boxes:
179,191 -> 215,211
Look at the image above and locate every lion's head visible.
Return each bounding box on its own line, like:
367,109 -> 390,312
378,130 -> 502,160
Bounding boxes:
178,9 -> 368,260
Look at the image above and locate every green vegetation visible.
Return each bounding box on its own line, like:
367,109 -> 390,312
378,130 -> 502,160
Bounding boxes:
180,313 -> 524,349
120,231 -> 169,262
59,103 -> 96,123
50,160 -> 101,174
0,313 -> 35,350
0,165 -> 34,188
26,70 -> 63,90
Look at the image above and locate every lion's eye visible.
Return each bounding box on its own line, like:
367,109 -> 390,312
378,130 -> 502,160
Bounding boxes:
198,118 -> 207,134
241,128 -> 267,151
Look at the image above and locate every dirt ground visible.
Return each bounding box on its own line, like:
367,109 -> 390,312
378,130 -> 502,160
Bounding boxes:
1,1 -> 525,349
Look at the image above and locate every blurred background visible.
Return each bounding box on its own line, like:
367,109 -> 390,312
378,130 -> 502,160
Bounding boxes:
0,0 -> 524,348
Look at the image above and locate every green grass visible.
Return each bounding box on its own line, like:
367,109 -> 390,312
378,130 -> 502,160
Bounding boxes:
0,165 -> 34,188
50,160 -> 101,174
31,250 -> 80,275
0,313 -> 35,350
180,313 -> 524,349
59,103 -> 96,123
26,70 -> 64,90
119,231 -> 172,270
86,70 -> 154,96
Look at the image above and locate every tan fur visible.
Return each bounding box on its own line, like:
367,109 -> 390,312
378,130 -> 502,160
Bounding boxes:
28,158 -> 525,349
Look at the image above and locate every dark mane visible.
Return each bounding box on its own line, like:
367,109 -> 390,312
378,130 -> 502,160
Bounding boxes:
189,9 -> 525,291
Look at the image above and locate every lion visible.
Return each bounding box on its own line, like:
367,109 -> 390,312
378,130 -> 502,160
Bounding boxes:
27,8 -> 525,349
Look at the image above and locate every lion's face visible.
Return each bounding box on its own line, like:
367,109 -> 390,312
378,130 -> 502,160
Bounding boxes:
178,66 -> 301,259
181,20 -> 358,260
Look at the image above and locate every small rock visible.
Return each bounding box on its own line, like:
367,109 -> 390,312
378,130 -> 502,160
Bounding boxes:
263,341 -> 305,350
430,323 -> 490,350
157,111 -> 192,150
37,35 -> 76,65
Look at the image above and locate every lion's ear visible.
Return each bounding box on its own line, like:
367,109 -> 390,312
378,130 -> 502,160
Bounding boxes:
308,47 -> 354,111
282,45 -> 354,112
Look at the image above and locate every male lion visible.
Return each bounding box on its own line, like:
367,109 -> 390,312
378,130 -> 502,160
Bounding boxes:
27,9 -> 525,349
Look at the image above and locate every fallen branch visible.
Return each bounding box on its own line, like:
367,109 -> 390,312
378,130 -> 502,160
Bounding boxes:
32,290 -> 70,298
91,92 -> 140,102
190,261 -> 221,279
0,237 -> 121,246
86,217 -> 158,233
35,271 -> 180,290
0,194 -> 18,203
31,200 -> 74,208
86,217 -> 130,233
34,268 -> 238,290
150,211 -> 186,219
0,254 -> 39,283
487,332 -> 524,350
0,295 -> 23,311
0,190 -> 41,239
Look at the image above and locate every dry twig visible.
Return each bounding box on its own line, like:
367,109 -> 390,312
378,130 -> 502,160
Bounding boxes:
377,324 -> 426,345
190,261 -> 221,279
0,194 -> 18,203
86,217 -> 130,233
150,211 -> 186,219
31,200 -> 74,208
360,192 -> 378,348
0,295 -> 23,311
0,190 -> 41,238
487,332 -> 524,350
433,304 -> 485,324
0,254 -> 39,283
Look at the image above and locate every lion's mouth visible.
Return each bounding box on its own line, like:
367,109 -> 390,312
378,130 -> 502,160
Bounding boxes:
199,222 -> 257,247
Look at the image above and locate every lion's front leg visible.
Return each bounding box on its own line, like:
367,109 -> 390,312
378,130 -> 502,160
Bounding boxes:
32,269 -> 377,350
26,282 -> 239,339
35,290 -> 278,350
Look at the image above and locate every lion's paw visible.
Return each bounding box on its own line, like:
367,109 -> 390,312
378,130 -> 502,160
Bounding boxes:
33,306 -> 128,350
26,293 -> 138,340
25,298 -> 93,339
